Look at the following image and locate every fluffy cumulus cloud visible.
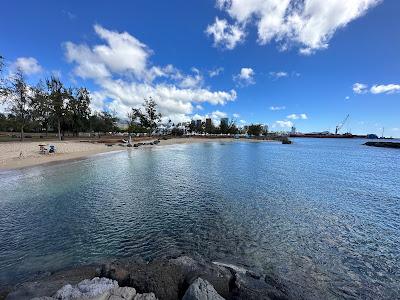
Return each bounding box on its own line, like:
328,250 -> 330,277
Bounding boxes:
64,25 -> 236,122
273,120 -> 294,128
353,83 -> 400,95
208,0 -> 381,54
205,17 -> 245,50
370,84 -> 400,94
12,57 -> 42,75
234,67 -> 255,86
287,113 -> 308,120
270,106 -> 286,111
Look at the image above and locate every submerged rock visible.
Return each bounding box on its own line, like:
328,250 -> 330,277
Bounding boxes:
182,278 -> 224,300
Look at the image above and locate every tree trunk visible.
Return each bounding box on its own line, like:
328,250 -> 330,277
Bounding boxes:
20,126 -> 24,142
57,119 -> 61,141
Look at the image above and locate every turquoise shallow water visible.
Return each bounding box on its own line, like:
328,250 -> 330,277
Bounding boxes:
0,138 -> 399,299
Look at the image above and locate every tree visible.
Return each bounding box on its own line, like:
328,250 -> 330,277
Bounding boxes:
31,80 -> 52,136
247,124 -> 263,136
0,112 -> 8,131
228,121 -> 239,134
90,111 -> 118,133
4,69 -> 32,141
0,55 -> 8,98
128,97 -> 161,135
47,77 -> 67,140
66,87 -> 91,136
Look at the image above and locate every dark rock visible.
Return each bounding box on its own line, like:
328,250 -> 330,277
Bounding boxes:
100,256 -> 232,300
100,262 -> 131,286
230,272 -> 288,300
246,270 -> 261,280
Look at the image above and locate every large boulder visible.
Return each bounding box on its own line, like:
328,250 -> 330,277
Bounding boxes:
54,277 -> 118,299
182,278 -> 224,300
111,287 -> 137,299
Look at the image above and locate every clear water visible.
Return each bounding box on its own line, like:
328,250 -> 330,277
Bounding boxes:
0,139 -> 399,299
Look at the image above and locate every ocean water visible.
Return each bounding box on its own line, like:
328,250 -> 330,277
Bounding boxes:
0,138 -> 399,299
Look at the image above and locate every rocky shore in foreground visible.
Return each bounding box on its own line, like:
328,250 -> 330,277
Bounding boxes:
2,255 -> 301,300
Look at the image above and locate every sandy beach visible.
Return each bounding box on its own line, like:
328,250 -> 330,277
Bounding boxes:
0,138 -> 236,170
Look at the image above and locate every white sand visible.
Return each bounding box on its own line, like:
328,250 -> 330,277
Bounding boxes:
0,141 -> 122,170
0,138 -> 238,170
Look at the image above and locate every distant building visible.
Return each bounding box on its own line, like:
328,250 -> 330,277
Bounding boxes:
191,120 -> 196,127
220,118 -> 229,126
196,119 -> 202,128
291,126 -> 296,134
263,124 -> 269,133
205,118 -> 212,127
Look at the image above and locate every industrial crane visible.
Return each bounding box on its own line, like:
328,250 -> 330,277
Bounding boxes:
335,114 -> 350,135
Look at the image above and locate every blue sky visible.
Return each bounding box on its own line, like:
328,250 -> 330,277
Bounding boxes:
1,0 -> 399,136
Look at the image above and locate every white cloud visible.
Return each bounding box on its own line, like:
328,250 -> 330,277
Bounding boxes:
345,96 -> 350,100
211,110 -> 228,120
205,17 -> 246,50
191,110 -> 228,124
269,71 -> 288,79
273,120 -> 294,128
370,84 -> 400,94
232,113 -> 240,118
353,82 -> 368,94
209,67 -> 224,77
12,57 -> 42,75
234,67 -> 255,86
352,83 -> 400,95
287,113 -> 308,120
64,25 -> 237,122
211,0 -> 381,53
178,68 -> 203,89
270,106 -> 286,111
65,24 -> 151,79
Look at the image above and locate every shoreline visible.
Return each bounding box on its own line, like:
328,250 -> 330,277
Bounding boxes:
2,255 -> 295,300
0,137 -> 273,171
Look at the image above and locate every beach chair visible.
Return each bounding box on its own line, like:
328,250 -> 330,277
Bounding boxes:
39,144 -> 48,154
49,145 -> 56,153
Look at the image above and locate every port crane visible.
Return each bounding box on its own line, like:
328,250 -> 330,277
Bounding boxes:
335,114 -> 350,134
